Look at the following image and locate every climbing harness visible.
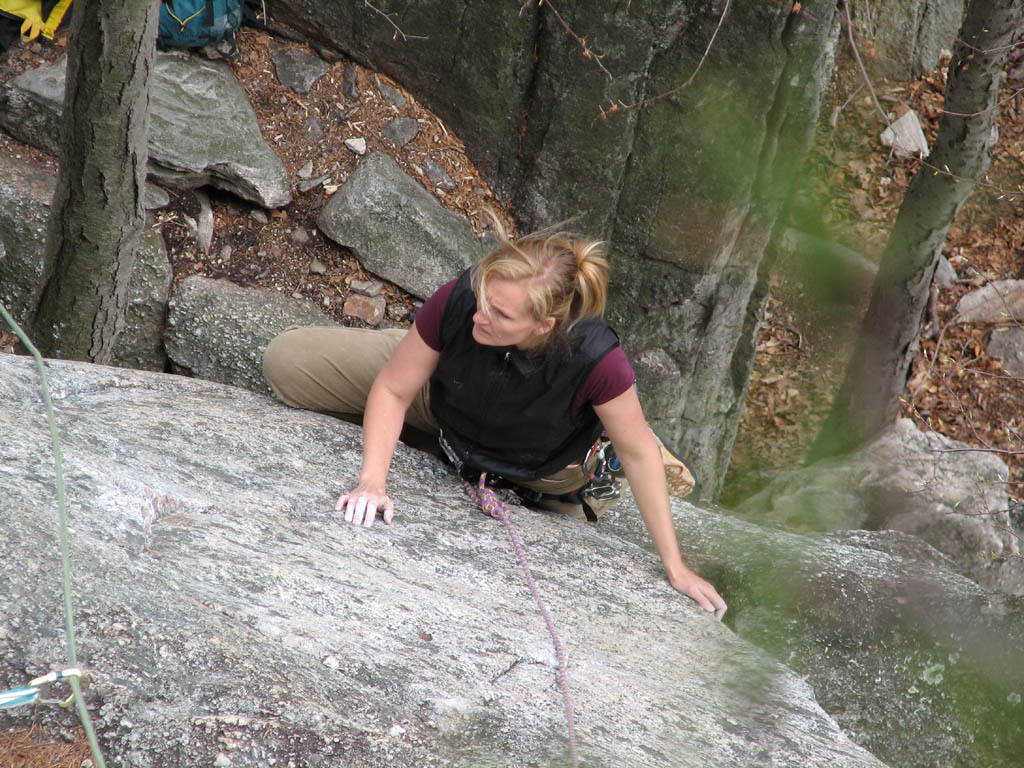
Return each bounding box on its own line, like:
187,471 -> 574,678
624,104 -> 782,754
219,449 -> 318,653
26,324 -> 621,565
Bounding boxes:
439,433 -> 581,768
0,668 -> 86,710
0,302 -> 107,768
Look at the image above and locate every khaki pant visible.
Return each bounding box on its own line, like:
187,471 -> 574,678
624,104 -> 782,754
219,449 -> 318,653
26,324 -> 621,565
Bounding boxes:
263,326 -> 617,521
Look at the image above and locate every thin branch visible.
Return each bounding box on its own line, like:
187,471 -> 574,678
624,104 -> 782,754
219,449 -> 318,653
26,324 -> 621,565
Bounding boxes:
954,37 -> 1024,55
599,0 -> 730,119
942,86 -> 1024,118
838,0 -> 891,129
532,0 -> 613,80
363,0 -> 428,42
931,447 -> 1024,456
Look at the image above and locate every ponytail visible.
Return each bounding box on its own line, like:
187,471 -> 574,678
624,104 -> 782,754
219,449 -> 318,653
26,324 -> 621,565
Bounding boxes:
472,217 -> 610,347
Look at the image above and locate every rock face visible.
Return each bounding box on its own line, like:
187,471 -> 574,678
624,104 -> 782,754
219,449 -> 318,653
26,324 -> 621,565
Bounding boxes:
735,419 -> 1024,595
318,152 -> 485,300
0,53 -> 291,208
165,276 -> 338,394
850,0 -> 964,79
0,354 -> 887,768
604,498 -> 1024,768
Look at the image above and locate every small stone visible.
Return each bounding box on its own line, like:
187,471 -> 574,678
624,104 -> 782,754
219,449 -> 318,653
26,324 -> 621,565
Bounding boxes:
272,47 -> 330,93
350,278 -> 383,297
344,137 -> 367,155
388,724 -> 406,738
309,259 -> 327,275
344,294 -> 386,326
251,210 -> 269,225
880,110 -> 930,159
342,63 -> 359,102
322,654 -> 340,670
387,304 -> 410,322
291,229 -> 311,245
298,161 -> 314,180
306,115 -> 325,143
934,255 -> 957,287
298,174 -> 331,193
214,753 -> 232,768
422,157 -> 456,192
375,75 -> 406,108
381,116 -> 419,149
219,245 -> 232,263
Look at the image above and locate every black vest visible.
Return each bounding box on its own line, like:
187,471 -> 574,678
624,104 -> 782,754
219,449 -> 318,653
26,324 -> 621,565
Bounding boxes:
429,271 -> 620,481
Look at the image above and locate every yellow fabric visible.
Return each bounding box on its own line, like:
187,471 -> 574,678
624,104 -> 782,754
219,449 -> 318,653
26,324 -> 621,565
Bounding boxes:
0,0 -> 72,41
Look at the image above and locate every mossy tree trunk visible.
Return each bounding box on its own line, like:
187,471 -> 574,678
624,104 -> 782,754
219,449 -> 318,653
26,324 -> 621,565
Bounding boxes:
31,0 -> 160,362
811,0 -> 1024,461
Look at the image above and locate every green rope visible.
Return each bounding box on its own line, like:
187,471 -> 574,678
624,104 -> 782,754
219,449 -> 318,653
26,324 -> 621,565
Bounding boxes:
0,302 -> 107,768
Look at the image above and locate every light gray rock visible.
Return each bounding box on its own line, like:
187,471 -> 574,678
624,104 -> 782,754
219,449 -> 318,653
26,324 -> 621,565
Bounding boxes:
107,228 -> 173,372
272,46 -> 330,93
988,325 -> 1024,377
0,53 -> 292,209
318,152 -> 485,300
735,419 -> 1023,595
0,152 -> 55,328
956,279 -> 1024,323
0,354 -> 890,768
149,54 -> 291,208
604,494 -> 1024,768
165,276 -> 337,394
880,109 -> 930,158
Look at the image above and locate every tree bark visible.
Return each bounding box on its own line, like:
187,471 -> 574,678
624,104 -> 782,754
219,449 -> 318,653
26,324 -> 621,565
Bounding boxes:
31,0 -> 160,362
810,0 -> 1024,461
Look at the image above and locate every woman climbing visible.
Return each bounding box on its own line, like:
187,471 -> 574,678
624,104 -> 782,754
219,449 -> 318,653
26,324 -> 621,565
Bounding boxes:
263,223 -> 726,619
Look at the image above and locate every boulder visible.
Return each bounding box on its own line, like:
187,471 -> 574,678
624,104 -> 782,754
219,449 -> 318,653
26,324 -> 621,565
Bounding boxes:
734,419 -> 1023,595
0,53 -> 292,208
317,152 -> 485,300
165,276 -> 337,394
0,354 -> 887,768
0,152 -> 55,327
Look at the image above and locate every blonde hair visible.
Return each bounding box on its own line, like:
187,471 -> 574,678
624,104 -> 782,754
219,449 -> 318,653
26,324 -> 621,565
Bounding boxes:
471,217 -> 609,345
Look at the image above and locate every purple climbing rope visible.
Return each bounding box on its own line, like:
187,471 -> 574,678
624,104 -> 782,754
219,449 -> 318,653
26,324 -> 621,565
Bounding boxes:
459,471 -> 580,768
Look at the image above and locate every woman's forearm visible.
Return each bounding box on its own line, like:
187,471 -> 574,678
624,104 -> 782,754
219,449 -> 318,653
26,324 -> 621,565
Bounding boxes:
617,436 -> 691,582
357,378 -> 412,491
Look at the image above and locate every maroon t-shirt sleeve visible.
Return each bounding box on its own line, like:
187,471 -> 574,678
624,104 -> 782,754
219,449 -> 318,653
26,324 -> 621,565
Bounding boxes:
573,345 -> 635,414
414,278 -> 459,351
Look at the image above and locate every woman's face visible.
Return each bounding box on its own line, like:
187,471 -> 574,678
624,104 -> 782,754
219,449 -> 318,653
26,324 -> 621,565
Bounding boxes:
472,277 -> 555,349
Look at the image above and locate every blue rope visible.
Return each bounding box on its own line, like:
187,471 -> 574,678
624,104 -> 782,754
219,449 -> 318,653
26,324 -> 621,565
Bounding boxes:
0,302 -> 107,768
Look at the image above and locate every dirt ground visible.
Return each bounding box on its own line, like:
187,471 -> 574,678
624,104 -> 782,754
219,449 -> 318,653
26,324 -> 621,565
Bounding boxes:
1,19 -> 1023,766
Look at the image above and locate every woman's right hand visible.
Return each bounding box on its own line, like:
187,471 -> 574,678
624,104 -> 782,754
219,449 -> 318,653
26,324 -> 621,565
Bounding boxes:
335,484 -> 394,527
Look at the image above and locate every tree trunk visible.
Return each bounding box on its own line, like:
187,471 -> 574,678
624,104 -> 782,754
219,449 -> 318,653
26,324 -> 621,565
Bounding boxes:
31,0 -> 160,362
810,0 -> 1024,461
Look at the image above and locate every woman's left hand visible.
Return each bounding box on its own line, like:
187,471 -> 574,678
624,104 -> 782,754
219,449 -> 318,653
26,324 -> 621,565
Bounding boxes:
670,570 -> 727,621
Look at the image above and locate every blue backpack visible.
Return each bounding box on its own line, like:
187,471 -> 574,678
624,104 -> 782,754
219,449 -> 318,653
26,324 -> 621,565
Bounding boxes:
158,0 -> 242,49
